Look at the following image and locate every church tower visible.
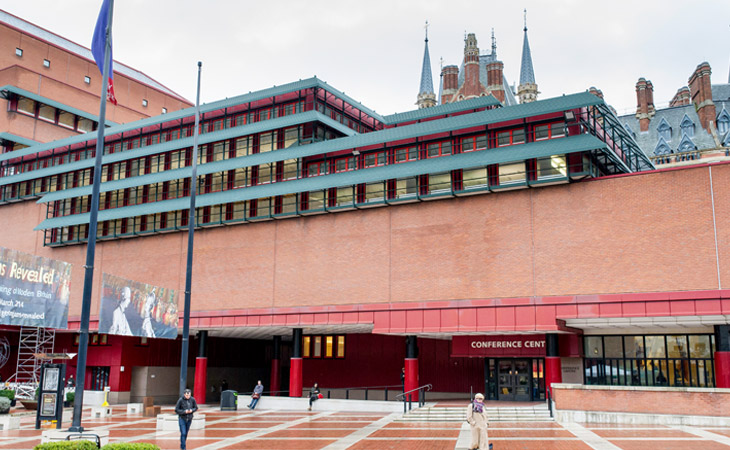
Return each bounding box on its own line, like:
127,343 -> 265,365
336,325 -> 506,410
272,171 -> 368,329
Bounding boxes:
517,10 -> 539,104
416,21 -> 437,109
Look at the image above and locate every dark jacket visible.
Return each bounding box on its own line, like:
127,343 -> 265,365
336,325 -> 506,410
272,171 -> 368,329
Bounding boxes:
309,386 -> 321,400
175,396 -> 198,421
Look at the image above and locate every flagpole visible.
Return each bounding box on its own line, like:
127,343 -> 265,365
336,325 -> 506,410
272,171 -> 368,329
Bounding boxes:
69,0 -> 114,433
180,61 -> 202,397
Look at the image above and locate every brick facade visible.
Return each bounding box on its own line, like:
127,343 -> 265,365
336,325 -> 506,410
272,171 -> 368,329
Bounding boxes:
553,384 -> 730,417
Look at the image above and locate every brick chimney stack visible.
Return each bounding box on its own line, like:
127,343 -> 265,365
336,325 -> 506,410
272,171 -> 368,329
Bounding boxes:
688,62 -> 716,133
635,78 -> 656,132
669,87 -> 691,107
588,86 -> 604,99
486,60 -> 505,103
441,65 -> 459,104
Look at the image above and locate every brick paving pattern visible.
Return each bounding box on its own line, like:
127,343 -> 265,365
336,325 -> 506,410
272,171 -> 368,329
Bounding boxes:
0,405 -> 728,449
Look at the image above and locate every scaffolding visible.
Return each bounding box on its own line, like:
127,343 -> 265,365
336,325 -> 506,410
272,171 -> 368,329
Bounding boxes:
12,327 -> 55,399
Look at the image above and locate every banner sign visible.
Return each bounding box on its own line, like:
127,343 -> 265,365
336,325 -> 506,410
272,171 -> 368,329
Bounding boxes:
0,247 -> 72,329
99,273 -> 179,339
451,335 -> 546,357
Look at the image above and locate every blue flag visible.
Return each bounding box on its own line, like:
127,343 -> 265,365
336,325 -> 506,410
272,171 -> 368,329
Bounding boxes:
91,0 -> 117,105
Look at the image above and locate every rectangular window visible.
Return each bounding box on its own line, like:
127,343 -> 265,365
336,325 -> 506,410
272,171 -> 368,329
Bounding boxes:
282,159 -> 298,180
337,335 -> 345,358
497,129 -> 526,146
38,104 -> 56,123
427,141 -> 451,157
325,336 -> 334,358
364,151 -> 386,168
535,125 -> 550,140
336,186 -> 354,207
78,118 -> 94,133
536,155 -> 567,179
335,157 -> 355,172
396,178 -> 417,198
259,132 -> 275,153
428,172 -> 451,193
463,168 -> 487,189
58,111 -> 75,129
303,336 -> 311,358
365,182 -> 384,203
313,336 -> 322,357
307,162 -> 326,177
498,162 -> 525,185
395,146 -> 418,162
17,97 -> 36,116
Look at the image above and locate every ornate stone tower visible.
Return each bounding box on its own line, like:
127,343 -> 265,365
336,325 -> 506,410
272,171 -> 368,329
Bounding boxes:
517,10 -> 538,104
416,21 -> 436,109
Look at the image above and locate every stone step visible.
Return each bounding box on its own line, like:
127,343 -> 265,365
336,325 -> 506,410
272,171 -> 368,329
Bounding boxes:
396,404 -> 553,422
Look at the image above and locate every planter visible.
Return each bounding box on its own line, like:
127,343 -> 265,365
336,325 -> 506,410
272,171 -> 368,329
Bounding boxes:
20,400 -> 37,411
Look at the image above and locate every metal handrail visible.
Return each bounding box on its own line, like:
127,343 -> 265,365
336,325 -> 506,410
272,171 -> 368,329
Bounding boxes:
395,384 -> 432,400
396,384 -> 433,413
547,389 -> 553,418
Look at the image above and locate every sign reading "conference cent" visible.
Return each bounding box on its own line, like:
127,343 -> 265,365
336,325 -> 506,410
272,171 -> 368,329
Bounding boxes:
451,335 -> 547,357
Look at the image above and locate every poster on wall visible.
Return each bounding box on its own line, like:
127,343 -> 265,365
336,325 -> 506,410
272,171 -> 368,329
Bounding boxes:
0,247 -> 72,329
99,273 -> 179,339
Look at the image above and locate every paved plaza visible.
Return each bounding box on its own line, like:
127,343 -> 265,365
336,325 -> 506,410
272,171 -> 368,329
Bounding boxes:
3,404 -> 730,450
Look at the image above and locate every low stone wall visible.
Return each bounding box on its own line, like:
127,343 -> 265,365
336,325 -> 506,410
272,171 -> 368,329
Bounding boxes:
552,383 -> 730,425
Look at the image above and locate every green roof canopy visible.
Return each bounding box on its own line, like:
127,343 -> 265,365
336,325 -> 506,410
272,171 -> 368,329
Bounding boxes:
0,84 -> 117,127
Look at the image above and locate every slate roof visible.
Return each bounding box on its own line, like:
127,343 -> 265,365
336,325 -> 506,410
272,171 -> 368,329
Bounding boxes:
618,84 -> 730,156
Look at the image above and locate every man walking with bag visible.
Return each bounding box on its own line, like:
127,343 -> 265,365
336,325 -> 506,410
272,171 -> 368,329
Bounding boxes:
175,389 -> 198,450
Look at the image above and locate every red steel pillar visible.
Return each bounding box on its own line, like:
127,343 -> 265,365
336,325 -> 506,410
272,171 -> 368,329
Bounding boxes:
289,329 -> 303,397
545,334 -> 562,398
715,326 -> 730,388
270,336 -> 281,396
405,336 -> 419,402
194,331 -> 208,403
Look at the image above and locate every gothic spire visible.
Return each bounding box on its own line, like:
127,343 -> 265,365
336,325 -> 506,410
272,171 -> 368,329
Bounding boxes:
417,21 -> 436,108
519,9 -> 535,85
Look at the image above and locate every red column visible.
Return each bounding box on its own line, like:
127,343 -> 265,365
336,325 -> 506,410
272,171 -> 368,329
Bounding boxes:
194,357 -> 207,404
715,352 -> 730,388
405,358 -> 419,402
270,358 -> 280,397
289,357 -> 303,397
544,357 -> 562,397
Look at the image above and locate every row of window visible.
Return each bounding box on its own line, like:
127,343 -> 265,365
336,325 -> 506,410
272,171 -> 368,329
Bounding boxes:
10,96 -> 97,133
584,334 -> 715,388
302,335 -> 345,358
43,154 -> 589,245
0,91 -> 367,178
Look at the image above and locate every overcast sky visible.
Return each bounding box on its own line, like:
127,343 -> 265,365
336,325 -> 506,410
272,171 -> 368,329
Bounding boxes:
2,0 -> 729,117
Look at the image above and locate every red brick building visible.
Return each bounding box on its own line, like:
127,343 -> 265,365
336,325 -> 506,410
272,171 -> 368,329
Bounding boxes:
0,10 -> 728,414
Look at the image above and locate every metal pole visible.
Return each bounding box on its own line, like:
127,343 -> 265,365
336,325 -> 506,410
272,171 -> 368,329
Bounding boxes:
69,0 -> 113,433
180,61 -> 202,397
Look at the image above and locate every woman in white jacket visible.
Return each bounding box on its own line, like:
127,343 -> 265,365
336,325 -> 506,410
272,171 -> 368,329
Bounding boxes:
466,393 -> 491,450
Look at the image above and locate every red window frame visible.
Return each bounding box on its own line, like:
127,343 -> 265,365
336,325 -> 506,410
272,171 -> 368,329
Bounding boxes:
394,146 -> 418,163
426,140 -> 452,158
363,151 -> 386,168
534,122 -> 567,141
334,156 -> 356,173
497,128 -> 526,147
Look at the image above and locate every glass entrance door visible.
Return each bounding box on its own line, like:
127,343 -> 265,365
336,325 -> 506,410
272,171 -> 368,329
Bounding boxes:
497,359 -> 531,401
